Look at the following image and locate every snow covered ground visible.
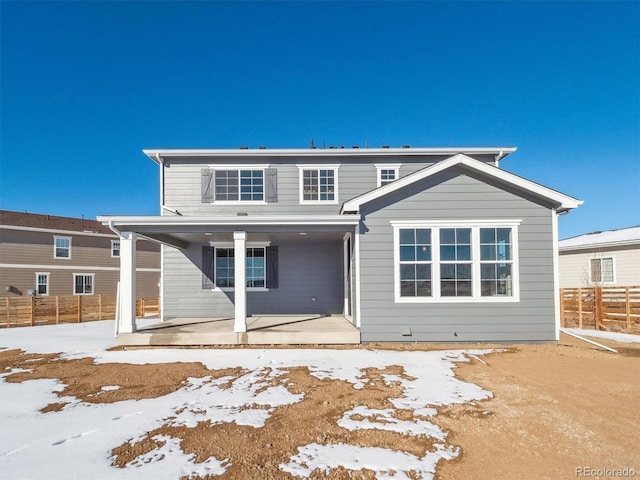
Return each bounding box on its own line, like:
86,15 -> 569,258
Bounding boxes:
0,320 -> 494,480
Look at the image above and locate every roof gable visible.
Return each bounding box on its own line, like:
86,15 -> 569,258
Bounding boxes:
340,153 -> 582,214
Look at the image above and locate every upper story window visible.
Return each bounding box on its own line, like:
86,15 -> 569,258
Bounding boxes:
54,236 -> 71,259
298,165 -> 339,204
393,221 -> 520,303
215,169 -> 264,202
590,257 -> 614,284
111,240 -> 120,257
376,164 -> 401,187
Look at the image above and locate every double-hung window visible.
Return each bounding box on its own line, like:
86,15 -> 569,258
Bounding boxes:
393,221 -> 520,302
215,169 -> 265,202
36,273 -> 50,296
111,240 -> 120,257
54,236 -> 71,259
298,165 -> 339,203
74,273 -> 94,295
589,257 -> 614,284
215,247 -> 266,289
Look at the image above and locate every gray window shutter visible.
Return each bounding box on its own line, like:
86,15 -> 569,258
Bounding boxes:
201,169 -> 214,203
202,246 -> 215,289
266,246 -> 278,289
265,168 -> 278,203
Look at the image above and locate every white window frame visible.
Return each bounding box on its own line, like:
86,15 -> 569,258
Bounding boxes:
54,236 -> 71,259
73,273 -> 95,295
111,240 -> 120,257
392,220 -> 521,303
36,272 -> 50,296
211,241 -> 270,292
589,256 -> 615,284
375,164 -> 401,187
297,164 -> 340,204
211,165 -> 267,205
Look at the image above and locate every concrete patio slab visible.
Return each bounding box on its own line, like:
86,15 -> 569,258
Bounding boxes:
117,315 -> 360,346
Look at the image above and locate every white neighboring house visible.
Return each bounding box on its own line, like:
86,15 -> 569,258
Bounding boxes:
559,226 -> 640,288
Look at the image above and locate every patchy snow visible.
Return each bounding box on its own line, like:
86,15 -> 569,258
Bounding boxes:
565,328 -> 640,344
0,320 -> 494,480
559,225 -> 640,249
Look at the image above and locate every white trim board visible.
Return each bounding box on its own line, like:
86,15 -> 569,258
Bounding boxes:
0,263 -> 160,272
0,224 -> 117,238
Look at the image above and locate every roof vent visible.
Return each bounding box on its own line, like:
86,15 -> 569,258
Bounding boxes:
382,145 -> 390,149
352,146 -> 359,149
258,146 -> 266,149
401,145 -> 410,148
240,145 -> 249,149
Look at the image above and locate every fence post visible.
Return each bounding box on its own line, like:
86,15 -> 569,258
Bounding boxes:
5,297 -> 9,328
99,295 -> 102,321
55,296 -> 60,324
30,296 -> 36,326
77,295 -> 82,323
595,286 -> 603,331
626,287 -> 631,333
577,288 -> 583,329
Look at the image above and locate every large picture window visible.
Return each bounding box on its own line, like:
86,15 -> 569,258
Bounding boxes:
299,166 -> 339,203
393,221 -> 519,302
215,169 -> 264,202
215,247 -> 266,289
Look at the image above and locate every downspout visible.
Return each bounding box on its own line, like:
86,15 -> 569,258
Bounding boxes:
494,150 -> 505,168
158,153 -> 182,216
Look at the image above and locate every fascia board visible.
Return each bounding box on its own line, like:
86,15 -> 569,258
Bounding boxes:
97,215 -> 361,227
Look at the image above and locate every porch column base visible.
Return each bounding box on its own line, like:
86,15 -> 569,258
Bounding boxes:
233,231 -> 247,333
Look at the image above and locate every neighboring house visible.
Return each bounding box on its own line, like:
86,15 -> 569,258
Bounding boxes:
559,226 -> 640,288
0,210 -> 160,298
99,146 -> 581,343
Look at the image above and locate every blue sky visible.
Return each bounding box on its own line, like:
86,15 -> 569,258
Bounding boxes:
1,1 -> 638,239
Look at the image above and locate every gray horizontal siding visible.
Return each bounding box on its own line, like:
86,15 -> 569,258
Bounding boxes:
163,158 -> 446,215
358,169 -> 557,343
162,240 -> 343,319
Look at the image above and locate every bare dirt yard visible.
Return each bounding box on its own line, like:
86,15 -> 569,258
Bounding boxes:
1,332 -> 638,479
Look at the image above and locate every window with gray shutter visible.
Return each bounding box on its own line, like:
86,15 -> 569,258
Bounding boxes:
266,246 -> 279,289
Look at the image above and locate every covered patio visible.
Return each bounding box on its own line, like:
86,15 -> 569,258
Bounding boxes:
97,214 -> 362,345
117,314 -> 360,346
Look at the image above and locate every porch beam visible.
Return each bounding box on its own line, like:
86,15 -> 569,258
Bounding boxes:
119,231 -> 137,334
233,231 -> 247,333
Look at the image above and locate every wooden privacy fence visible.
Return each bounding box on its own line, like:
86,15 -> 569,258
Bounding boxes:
2,295 -> 160,328
560,286 -> 640,334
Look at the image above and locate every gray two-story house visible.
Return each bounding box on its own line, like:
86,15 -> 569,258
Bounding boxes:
99,146 -> 581,344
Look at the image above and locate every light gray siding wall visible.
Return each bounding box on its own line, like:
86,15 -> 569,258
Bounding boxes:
162,156 -> 453,215
358,169 -> 557,343
162,240 -> 343,319
559,245 -> 640,287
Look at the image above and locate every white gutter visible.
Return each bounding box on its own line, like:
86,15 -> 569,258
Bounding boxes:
97,214 -> 361,227
107,220 -> 122,238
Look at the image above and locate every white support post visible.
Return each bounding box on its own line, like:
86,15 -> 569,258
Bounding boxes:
233,231 -> 247,333
119,231 -> 137,334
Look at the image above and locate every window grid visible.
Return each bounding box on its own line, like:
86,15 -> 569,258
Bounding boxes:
215,247 -> 267,289
480,228 -> 513,296
215,248 -> 235,288
379,169 -> 397,186
54,237 -> 71,259
302,168 -> 336,202
36,273 -> 49,296
440,228 -> 472,297
215,169 -> 264,202
590,257 -> 614,283
111,240 -> 120,257
74,274 -> 94,295
246,248 -> 265,288
398,228 -> 432,297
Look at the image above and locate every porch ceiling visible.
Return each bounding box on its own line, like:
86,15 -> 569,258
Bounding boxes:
97,214 -> 358,249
